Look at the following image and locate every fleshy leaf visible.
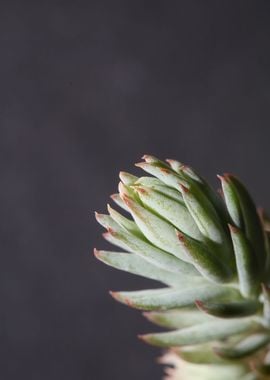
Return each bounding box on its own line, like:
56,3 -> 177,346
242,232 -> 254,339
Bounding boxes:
94,250 -> 193,287
229,224 -> 259,298
107,204 -> 142,236
140,318 -> 260,347
214,333 -> 270,359
143,309 -> 213,329
195,299 -> 261,318
110,193 -> 129,212
225,174 -> 266,273
177,232 -> 233,283
135,161 -> 189,191
218,174 -> 242,227
110,285 -> 241,311
119,171 -> 138,185
179,184 -> 228,246
121,194 -> 190,262
134,186 -> 202,240
95,212 -> 122,232
135,176 -> 184,202
102,228 -> 198,275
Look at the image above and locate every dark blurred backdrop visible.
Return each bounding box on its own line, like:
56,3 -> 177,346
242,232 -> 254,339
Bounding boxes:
2,1 -> 270,379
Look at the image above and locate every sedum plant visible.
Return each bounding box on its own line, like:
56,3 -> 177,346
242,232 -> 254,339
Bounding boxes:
95,155 -> 270,380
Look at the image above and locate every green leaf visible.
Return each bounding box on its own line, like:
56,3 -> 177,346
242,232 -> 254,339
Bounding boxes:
179,184 -> 227,245
142,154 -> 169,166
110,193 -> 129,212
102,227 -> 199,276
143,309 -> 213,329
167,160 -> 229,225
110,285 -> 240,311
214,333 -> 270,359
133,186 -> 202,240
135,161 -> 188,191
95,212 -> 122,232
225,174 -> 266,273
94,250 -> 193,287
166,158 -> 185,175
229,224 -> 259,298
218,175 -> 242,227
140,318 -> 260,347
195,299 -> 261,318
135,176 -> 184,202
177,231 -> 233,283
119,171 -> 138,185
107,204 -> 142,236
120,194 -> 190,262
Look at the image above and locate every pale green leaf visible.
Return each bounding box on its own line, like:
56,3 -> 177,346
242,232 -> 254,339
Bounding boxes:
111,285 -> 240,311
94,250 -> 194,287
141,318 -> 260,347
229,224 -> 259,298
214,333 -> 270,359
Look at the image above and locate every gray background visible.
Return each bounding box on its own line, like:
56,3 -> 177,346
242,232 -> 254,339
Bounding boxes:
2,1 -> 270,379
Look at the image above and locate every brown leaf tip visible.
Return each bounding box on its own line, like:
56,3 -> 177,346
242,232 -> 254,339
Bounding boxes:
93,248 -> 100,258
109,290 -> 120,301
142,154 -> 153,162
137,334 -> 148,342
179,184 -> 189,193
134,161 -> 147,168
228,223 -> 239,234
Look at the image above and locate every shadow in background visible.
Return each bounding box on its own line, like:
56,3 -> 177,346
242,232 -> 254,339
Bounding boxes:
1,1 -> 270,379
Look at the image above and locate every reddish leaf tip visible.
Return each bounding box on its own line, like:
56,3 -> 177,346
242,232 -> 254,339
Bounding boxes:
142,312 -> 150,318
261,283 -> 270,294
179,184 -> 189,193
142,154 -> 151,161
134,162 -> 146,168
195,299 -> 205,310
228,223 -> 239,233
109,290 -> 120,301
93,248 -> 100,258
137,334 -> 148,342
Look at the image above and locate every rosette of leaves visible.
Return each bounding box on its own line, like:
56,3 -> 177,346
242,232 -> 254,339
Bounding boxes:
95,155 -> 270,380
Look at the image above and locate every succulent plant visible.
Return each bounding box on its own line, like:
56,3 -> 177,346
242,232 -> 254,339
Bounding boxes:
95,155 -> 270,380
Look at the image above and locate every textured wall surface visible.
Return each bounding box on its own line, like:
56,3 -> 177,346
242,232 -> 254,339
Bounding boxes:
2,1 -> 270,379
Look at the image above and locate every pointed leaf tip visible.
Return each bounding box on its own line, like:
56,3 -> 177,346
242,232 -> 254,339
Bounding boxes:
228,223 -> 240,234
93,248 -> 99,258
109,290 -> 120,301
141,154 -> 153,161
137,334 -> 147,342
